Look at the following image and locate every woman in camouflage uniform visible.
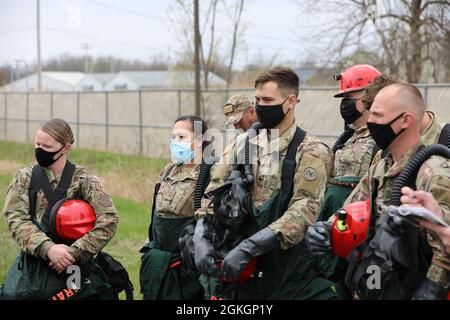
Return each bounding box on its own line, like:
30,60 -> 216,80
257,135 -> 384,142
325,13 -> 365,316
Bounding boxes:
140,115 -> 208,300
0,118 -> 118,300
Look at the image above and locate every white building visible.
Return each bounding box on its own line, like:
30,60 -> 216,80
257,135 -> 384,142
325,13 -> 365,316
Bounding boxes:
105,71 -> 227,91
0,70 -> 227,92
74,73 -> 116,91
0,72 -> 86,92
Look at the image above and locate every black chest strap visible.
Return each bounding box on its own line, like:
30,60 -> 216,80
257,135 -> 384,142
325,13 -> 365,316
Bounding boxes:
278,127 -> 307,215
28,161 -> 76,231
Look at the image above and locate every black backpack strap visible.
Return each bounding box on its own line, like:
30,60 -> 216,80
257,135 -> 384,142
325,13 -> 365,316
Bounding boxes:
148,164 -> 176,242
28,165 -> 41,222
40,161 -> 76,229
367,178 -> 380,240
278,127 -> 307,215
54,161 -> 76,200
438,123 -> 450,148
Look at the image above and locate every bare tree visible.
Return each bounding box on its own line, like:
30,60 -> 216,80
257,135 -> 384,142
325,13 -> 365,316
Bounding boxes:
167,0 -> 247,89
296,0 -> 450,82
224,0 -> 246,89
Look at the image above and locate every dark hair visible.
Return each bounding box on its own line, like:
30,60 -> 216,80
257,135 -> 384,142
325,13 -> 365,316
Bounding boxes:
361,75 -> 405,109
174,115 -> 209,150
255,67 -> 299,96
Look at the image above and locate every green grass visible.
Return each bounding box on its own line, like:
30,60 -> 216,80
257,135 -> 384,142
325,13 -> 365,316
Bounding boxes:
0,140 -> 168,178
0,140 -> 170,300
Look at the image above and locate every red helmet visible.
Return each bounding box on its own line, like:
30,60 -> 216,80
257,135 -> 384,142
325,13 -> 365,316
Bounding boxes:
50,199 -> 96,242
333,64 -> 381,98
331,200 -> 370,259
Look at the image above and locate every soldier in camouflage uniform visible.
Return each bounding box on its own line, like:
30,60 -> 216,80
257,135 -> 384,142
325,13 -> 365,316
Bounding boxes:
361,75 -> 446,165
307,83 -> 449,299
318,65 -> 381,223
223,94 -> 257,132
331,65 -> 381,179
139,115 -> 207,300
192,67 -> 340,300
1,118 -> 118,299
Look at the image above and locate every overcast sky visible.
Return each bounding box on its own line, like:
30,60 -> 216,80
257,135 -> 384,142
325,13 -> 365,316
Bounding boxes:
0,0 -> 313,70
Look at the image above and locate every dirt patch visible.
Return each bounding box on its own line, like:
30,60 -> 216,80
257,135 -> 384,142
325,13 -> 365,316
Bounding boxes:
0,160 -> 22,175
0,159 -> 160,204
100,170 -> 159,204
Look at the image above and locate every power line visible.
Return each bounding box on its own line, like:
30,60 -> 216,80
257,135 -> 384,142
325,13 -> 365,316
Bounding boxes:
86,0 -> 297,44
42,26 -> 161,51
86,0 -> 166,22
0,26 -> 35,34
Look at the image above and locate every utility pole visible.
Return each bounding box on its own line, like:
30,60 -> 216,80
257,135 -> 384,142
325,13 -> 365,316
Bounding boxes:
82,42 -> 91,73
36,0 -> 42,91
13,60 -> 30,91
194,0 -> 201,117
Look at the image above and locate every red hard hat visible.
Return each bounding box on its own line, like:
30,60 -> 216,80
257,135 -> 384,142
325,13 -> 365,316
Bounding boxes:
333,64 -> 381,98
50,199 -> 96,242
331,200 -> 370,259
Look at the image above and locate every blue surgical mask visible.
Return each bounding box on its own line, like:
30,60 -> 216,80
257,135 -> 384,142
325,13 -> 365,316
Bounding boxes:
170,140 -> 195,164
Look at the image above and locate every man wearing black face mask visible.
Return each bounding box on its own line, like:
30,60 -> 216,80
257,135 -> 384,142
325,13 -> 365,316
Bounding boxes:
193,67 -> 341,299
362,74 -> 448,165
307,83 -> 450,299
332,64 -> 381,179
314,65 -> 381,299
317,65 -> 381,223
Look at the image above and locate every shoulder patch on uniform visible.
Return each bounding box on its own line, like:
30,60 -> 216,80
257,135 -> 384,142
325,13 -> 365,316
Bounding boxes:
98,192 -> 113,207
304,167 -> 317,181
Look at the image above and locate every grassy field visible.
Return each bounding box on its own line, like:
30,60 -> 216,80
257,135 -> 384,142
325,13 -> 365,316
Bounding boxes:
0,140 -> 169,300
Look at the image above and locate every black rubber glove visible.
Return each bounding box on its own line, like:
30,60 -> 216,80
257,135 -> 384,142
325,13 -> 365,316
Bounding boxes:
305,221 -> 332,255
412,278 -> 447,300
179,224 -> 195,270
193,218 -> 220,277
221,227 -> 279,281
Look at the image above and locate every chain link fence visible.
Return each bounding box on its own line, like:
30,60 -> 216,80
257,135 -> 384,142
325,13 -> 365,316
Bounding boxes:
0,84 -> 449,158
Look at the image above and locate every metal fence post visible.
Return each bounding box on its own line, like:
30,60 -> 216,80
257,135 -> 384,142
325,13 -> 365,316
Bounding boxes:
177,89 -> 181,117
105,92 -> 109,150
423,84 -> 428,107
26,92 -> 30,142
76,92 -> 80,148
225,88 -> 229,104
4,93 -> 7,140
138,90 -> 143,155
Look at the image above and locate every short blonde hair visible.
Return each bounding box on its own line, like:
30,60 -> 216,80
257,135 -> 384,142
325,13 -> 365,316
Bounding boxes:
40,118 -> 74,145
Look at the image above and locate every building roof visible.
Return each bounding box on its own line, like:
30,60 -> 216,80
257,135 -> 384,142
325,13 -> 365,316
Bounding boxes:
42,72 -> 86,85
118,70 -> 227,88
295,67 -> 319,84
83,73 -> 116,85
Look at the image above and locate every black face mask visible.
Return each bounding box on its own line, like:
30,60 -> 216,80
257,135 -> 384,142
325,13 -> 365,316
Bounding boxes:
35,145 -> 65,167
255,96 -> 290,129
367,112 -> 406,151
340,98 -> 364,124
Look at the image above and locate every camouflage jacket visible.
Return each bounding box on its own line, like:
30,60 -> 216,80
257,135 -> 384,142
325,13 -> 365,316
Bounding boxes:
155,163 -> 200,218
344,144 -> 450,287
2,164 -> 118,263
333,126 -> 376,178
196,122 -> 334,250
